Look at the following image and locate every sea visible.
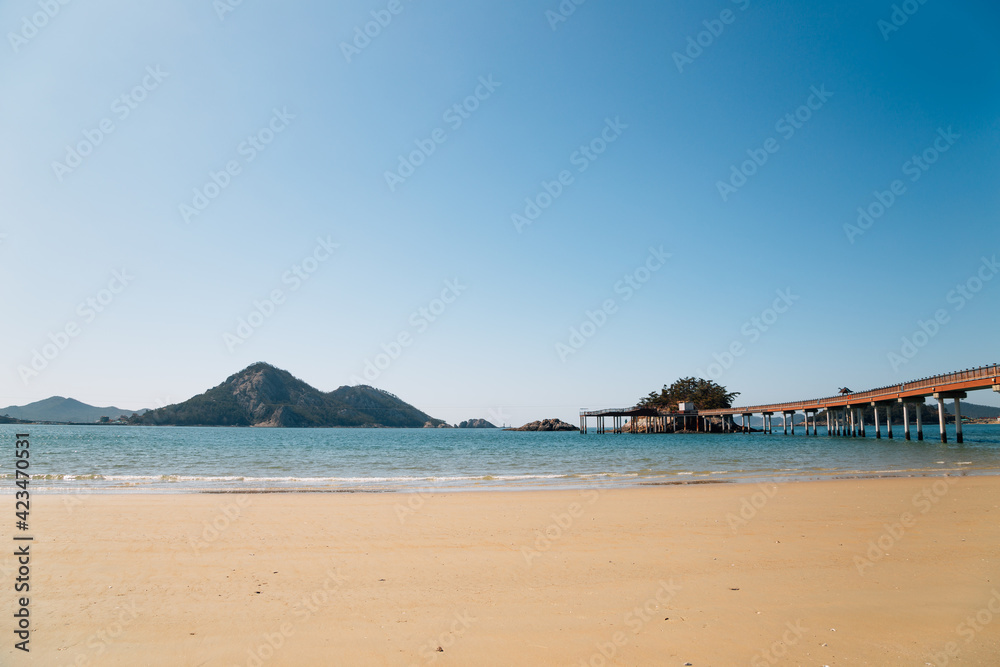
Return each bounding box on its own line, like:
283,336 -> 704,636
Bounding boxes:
3,423 -> 1000,494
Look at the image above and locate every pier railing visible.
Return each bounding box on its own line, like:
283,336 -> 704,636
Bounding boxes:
720,363 -> 998,415
583,364 -> 999,418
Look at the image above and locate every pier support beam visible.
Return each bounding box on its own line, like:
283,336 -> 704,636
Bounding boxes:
826,411 -> 831,436
916,404 -> 924,440
954,398 -> 963,444
933,392 -> 967,444
902,403 -> 910,440
873,402 -> 895,440
782,412 -> 788,435
936,399 -> 947,443
856,408 -> 865,437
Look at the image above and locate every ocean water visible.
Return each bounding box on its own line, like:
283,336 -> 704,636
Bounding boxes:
2,424 -> 999,493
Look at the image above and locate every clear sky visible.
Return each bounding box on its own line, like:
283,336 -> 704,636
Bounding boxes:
2,0 -> 998,426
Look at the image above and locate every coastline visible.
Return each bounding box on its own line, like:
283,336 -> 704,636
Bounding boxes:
5,476 -> 1000,665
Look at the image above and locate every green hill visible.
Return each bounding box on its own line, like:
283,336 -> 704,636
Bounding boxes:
131,362 -> 445,428
0,396 -> 142,423
944,401 -> 1000,420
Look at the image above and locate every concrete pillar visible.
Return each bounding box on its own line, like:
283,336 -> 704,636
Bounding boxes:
937,400 -> 947,443
902,403 -> 910,440
782,412 -> 788,435
857,408 -> 865,437
826,411 -> 831,436
874,404 -> 881,439
886,406 -> 893,439
954,398 -> 963,444
916,405 -> 924,441
790,412 -> 796,435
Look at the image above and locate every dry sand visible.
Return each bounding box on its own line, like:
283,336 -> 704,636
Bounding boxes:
3,476 -> 1000,666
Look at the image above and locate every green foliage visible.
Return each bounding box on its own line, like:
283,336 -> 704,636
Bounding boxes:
640,377 -> 739,410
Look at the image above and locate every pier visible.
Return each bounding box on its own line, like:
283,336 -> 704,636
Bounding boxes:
580,364 -> 999,443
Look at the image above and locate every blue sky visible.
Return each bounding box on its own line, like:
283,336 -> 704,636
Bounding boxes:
2,0 -> 998,425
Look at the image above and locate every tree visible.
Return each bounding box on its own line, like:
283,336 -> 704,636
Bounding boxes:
640,377 -> 739,411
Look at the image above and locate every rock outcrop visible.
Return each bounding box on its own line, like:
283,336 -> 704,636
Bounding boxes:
506,418 -> 579,432
458,419 -> 496,428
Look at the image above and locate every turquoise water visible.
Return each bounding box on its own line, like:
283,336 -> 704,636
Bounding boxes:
2,424 -> 999,493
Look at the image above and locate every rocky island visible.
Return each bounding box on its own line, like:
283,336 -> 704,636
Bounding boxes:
506,418 -> 579,432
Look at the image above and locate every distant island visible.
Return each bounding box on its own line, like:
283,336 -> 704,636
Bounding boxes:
0,415 -> 30,425
506,419 -> 579,432
0,396 -> 144,424
458,419 -> 496,429
128,362 -> 447,428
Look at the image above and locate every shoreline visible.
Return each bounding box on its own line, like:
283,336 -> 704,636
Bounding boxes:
5,476 -> 1000,665
8,467 -> 996,496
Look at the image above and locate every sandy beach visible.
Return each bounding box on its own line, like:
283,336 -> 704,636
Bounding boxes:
4,476 -> 1000,666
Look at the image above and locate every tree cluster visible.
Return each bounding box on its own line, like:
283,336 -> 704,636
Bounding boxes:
640,377 -> 739,411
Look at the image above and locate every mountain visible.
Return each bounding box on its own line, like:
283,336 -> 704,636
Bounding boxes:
131,362 -> 445,428
0,397 -> 143,424
944,401 -> 1000,420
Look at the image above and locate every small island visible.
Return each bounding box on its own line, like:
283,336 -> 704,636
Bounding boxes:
506,418 -> 579,432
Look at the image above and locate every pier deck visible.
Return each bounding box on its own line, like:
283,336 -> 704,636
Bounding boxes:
581,364 -> 999,442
